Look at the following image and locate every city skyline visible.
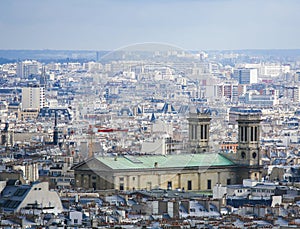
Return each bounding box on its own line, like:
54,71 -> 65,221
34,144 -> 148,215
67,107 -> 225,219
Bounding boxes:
0,0 -> 300,51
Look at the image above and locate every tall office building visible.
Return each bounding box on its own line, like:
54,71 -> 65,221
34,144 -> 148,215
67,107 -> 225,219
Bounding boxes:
233,68 -> 258,85
21,86 -> 45,110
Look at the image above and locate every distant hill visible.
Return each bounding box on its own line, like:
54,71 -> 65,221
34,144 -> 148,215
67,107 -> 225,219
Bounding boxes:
0,50 -> 109,63
0,49 -> 300,64
208,49 -> 300,58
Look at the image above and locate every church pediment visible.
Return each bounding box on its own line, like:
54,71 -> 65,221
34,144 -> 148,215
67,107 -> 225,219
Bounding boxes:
73,158 -> 112,172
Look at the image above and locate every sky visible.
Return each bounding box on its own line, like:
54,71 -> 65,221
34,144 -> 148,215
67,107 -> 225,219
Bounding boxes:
0,0 -> 299,51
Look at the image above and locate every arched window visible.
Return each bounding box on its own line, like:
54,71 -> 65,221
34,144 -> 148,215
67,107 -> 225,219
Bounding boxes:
241,152 -> 246,159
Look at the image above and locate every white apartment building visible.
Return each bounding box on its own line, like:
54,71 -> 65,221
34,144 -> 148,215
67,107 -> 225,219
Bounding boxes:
21,86 -> 45,110
242,63 -> 290,77
216,82 -> 240,102
83,61 -> 103,72
17,60 -> 39,78
240,91 -> 279,107
13,163 -> 39,182
260,64 -> 290,77
285,86 -> 300,102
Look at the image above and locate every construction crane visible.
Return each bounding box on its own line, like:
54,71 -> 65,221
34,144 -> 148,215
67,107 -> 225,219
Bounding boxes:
88,125 -> 128,158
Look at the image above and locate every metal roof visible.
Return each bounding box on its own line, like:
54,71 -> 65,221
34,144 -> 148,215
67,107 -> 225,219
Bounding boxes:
95,153 -> 235,170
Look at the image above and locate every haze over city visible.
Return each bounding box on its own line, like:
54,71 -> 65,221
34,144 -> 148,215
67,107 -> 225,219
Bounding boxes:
1,0 -> 300,50
2,0 -> 300,228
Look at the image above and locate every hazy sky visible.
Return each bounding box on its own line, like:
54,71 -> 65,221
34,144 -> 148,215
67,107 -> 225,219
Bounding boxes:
0,0 -> 299,50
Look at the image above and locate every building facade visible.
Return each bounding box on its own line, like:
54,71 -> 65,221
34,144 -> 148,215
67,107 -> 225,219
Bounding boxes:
17,61 -> 39,79
233,68 -> 258,85
21,86 -> 45,111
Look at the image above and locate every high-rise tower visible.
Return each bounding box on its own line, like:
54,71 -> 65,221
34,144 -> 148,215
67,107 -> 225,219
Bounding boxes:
188,112 -> 211,153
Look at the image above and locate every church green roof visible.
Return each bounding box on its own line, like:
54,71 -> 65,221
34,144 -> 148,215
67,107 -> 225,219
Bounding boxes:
95,153 -> 235,170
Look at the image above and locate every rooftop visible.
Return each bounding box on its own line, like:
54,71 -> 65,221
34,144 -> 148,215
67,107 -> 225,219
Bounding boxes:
95,153 -> 235,170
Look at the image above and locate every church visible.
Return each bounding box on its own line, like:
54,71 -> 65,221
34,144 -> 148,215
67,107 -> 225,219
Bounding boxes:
73,111 -> 263,191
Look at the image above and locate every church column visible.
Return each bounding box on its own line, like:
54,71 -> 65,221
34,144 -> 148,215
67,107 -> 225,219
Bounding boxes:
88,174 -> 91,188
104,175 -> 108,189
198,172 -> 201,190
97,176 -> 101,190
255,126 -> 258,141
178,173 -> 181,189
158,174 -> 161,187
126,175 -> 130,190
80,174 -> 84,187
113,176 -> 117,189
84,175 -> 89,189
75,174 -> 78,187
240,126 -> 243,142
137,175 -> 141,189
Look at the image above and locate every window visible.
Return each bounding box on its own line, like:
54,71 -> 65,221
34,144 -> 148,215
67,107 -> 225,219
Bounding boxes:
14,189 -> 27,196
74,219 -> 78,224
119,177 -> 124,182
132,177 -> 135,181
167,181 -> 172,190
241,152 -> 246,159
227,179 -> 231,185
252,152 -> 257,159
187,180 -> 192,191
207,180 -> 211,190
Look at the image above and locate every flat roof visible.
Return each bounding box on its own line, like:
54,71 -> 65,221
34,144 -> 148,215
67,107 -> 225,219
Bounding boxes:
95,153 -> 235,170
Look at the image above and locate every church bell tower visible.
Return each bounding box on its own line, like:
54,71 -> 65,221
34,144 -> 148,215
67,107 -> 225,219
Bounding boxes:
187,112 -> 211,153
237,113 -> 262,166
